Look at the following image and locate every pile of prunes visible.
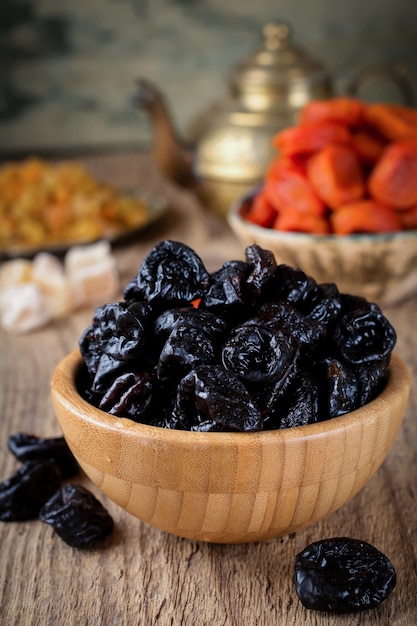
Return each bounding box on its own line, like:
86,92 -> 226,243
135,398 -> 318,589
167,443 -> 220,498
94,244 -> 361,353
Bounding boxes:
78,240 -> 397,432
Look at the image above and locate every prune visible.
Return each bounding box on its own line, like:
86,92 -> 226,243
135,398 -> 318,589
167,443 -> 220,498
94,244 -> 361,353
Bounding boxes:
154,307 -> 227,340
173,365 -> 261,432
278,373 -> 319,428
255,303 -> 326,352
294,537 -> 397,613
306,282 -> 342,326
200,260 -> 250,312
245,243 -> 277,303
157,323 -> 216,382
77,240 -> 398,432
333,304 -> 396,365
39,484 -> 114,548
222,323 -> 296,384
7,433 -> 79,479
0,459 -> 62,521
135,240 -> 210,304
99,371 -> 154,419
320,358 -> 360,418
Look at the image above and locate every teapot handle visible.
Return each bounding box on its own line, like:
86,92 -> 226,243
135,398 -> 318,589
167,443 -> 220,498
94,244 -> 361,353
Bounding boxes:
347,63 -> 414,106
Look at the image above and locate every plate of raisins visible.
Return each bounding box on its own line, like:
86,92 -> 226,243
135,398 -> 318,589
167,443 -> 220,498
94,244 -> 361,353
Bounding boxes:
51,240 -> 411,543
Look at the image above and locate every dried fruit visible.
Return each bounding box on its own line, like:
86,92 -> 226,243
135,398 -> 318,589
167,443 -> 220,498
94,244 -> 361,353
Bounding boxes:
294,537 -> 397,613
0,459 -> 62,521
39,484 -> 114,548
7,433 -> 79,479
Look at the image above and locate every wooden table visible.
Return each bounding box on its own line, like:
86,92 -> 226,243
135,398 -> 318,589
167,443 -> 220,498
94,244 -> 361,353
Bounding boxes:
1,151 -> 416,625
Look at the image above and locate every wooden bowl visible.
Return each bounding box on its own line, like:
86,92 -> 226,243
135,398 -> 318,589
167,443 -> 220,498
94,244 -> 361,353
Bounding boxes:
228,191 -> 417,307
51,350 -> 410,544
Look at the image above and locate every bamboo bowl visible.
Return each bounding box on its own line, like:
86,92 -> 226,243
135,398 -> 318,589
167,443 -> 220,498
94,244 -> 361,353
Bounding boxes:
51,350 -> 410,544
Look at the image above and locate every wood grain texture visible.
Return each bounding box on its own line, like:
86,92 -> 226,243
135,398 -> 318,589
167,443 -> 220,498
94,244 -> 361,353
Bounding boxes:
1,151 -> 417,625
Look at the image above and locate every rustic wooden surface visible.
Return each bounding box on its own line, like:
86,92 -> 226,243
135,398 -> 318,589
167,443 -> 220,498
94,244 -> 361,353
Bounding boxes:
0,151 -> 416,625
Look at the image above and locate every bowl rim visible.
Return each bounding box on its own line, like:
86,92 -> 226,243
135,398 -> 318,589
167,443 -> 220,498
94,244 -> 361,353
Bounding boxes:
227,187 -> 417,244
51,349 -> 410,447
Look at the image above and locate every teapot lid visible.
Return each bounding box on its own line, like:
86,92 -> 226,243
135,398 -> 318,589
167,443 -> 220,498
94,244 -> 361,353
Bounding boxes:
230,21 -> 330,96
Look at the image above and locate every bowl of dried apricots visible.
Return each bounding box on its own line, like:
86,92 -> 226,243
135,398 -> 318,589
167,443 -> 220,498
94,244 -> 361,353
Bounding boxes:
228,98 -> 417,306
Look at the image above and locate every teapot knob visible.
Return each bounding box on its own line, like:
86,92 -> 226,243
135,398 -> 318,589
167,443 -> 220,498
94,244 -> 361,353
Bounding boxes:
262,21 -> 292,50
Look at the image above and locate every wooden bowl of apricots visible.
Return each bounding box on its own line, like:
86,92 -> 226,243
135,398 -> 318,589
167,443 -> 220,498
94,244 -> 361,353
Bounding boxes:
228,98 -> 417,306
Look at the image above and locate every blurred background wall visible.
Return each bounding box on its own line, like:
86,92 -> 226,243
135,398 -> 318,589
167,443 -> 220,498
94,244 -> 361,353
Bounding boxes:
1,0 -> 417,153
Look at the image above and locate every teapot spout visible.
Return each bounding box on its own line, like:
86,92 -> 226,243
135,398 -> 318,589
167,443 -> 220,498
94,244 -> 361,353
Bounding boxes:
133,78 -> 195,187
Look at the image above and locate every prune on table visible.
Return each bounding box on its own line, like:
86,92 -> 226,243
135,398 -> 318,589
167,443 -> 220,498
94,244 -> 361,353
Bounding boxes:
99,371 -> 154,419
173,365 -> 261,432
0,459 -> 62,521
319,358 -> 360,419
7,433 -> 79,479
39,484 -> 114,548
333,304 -> 396,365
294,537 -> 397,613
134,240 -> 210,304
221,323 -> 296,384
157,323 -> 216,382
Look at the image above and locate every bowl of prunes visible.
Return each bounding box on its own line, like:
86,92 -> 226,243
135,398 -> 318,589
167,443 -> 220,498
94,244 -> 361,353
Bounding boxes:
51,239 -> 411,543
228,98 -> 417,307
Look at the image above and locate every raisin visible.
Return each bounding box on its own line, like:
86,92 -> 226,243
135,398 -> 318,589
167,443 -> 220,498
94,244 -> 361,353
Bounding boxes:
135,240 -> 210,304
173,365 -> 261,432
7,433 -> 79,479
39,484 -> 114,548
294,537 -> 397,613
0,459 -> 62,521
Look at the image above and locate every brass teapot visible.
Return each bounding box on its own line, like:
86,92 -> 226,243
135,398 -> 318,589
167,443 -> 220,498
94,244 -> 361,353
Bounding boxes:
135,21 -> 413,216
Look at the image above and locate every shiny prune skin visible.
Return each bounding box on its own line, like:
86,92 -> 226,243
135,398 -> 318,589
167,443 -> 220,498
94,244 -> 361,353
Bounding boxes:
157,323 -> 216,382
200,260 -> 251,311
39,484 -> 114,548
0,459 -> 62,521
99,371 -> 154,419
319,358 -> 360,418
255,303 -> 326,353
245,243 -> 277,303
306,282 -> 342,327
334,305 -> 396,365
294,537 -> 397,613
173,365 -> 261,432
154,307 -> 228,340
135,240 -> 210,304
222,323 -> 295,384
7,433 -> 79,479
278,373 -> 320,429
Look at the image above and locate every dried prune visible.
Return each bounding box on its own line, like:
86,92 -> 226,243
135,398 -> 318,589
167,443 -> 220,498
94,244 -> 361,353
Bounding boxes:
173,365 -> 261,432
157,323 -> 216,382
99,371 -> 154,419
245,243 -> 277,303
294,537 -> 397,613
39,484 -> 114,548
0,459 -> 62,521
200,260 -> 250,313
319,358 -> 360,418
334,304 -> 396,364
77,240 -> 398,432
278,373 -> 319,428
135,240 -> 210,304
7,433 -> 79,479
222,323 -> 296,384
